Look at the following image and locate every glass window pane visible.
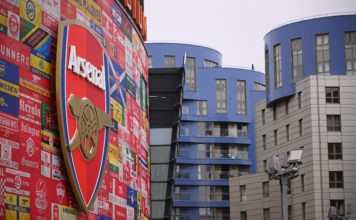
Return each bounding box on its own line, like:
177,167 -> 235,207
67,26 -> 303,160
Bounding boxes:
151,183 -> 167,200
151,165 -> 169,181
151,147 -> 170,163
151,201 -> 165,218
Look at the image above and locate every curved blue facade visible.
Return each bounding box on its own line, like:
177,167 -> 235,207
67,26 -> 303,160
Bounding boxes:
264,14 -> 356,105
146,42 -> 222,68
147,42 -> 265,219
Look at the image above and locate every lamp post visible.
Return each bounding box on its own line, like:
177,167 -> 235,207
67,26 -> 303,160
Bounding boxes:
265,149 -> 303,220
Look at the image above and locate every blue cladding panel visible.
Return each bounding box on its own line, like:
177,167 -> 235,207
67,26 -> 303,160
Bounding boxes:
264,14 -> 356,104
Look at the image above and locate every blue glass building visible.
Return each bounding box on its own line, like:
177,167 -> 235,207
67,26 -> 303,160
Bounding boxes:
147,42 -> 265,219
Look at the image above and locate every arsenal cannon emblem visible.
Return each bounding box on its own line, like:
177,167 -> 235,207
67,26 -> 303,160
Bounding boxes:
56,21 -> 111,212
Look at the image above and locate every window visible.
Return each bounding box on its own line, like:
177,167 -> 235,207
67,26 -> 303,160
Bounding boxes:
285,99 -> 289,115
329,171 -> 343,188
197,122 -> 213,137
262,182 -> 269,198
265,50 -> 270,92
288,205 -> 292,220
273,105 -> 277,120
262,134 -> 266,150
182,105 -> 189,115
199,186 -> 209,201
302,203 -> 306,220
164,55 -> 175,67
148,56 -> 152,68
291,38 -> 303,82
301,174 -> 305,192
325,87 -> 340,104
328,143 -> 342,160
327,115 -> 341,132
204,59 -> 218,67
263,209 -> 271,220
199,208 -> 213,218
237,123 -> 248,137
287,180 -> 292,194
263,208 -> 270,220
237,80 -> 247,114
216,79 -> 227,113
274,44 -> 282,87
196,100 -> 207,116
220,123 -> 228,137
274,129 -> 278,146
180,127 -> 189,136
186,57 -> 196,90
240,185 -> 246,201
316,34 -> 330,74
262,109 -> 266,125
345,32 -> 356,75
254,83 -> 266,91
298,92 -> 302,109
286,124 -> 290,142
240,211 -> 247,220
299,119 -> 303,136
237,144 -> 249,159
263,160 -> 267,171
330,200 -> 345,217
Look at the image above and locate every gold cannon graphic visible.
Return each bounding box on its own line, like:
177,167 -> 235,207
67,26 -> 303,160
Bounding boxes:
67,94 -> 111,160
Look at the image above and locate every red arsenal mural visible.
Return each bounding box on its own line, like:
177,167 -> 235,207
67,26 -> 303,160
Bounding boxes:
0,0 -> 149,219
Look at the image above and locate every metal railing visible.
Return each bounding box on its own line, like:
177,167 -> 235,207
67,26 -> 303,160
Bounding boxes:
174,171 -> 238,180
177,149 -> 249,160
197,128 -> 247,138
173,192 -> 230,201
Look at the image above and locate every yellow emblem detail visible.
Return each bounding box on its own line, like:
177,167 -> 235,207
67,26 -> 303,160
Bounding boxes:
67,94 -> 111,160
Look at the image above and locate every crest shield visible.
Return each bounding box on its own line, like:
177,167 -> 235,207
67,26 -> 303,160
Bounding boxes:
56,20 -> 110,212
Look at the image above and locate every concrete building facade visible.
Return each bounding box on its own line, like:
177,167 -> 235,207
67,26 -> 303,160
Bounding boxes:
230,14 -> 356,220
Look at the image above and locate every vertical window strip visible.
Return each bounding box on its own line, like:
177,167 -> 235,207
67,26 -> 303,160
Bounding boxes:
345,32 -> 356,76
216,79 -> 227,113
265,50 -> 270,92
186,57 -> 196,91
274,44 -> 282,87
316,34 -> 330,74
237,80 -> 247,114
291,38 -> 303,82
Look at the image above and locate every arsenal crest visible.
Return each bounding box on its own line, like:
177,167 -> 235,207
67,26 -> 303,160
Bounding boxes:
56,20 -> 111,212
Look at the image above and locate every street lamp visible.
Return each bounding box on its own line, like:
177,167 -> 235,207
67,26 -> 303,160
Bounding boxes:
265,149 -> 303,220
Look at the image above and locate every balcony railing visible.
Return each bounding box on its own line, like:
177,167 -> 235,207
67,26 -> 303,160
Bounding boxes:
177,149 -> 249,160
199,193 -> 230,201
171,214 -> 230,220
173,193 -> 229,201
199,214 -> 230,220
173,192 -> 191,201
175,171 -> 238,180
197,128 -> 248,138
171,215 -> 191,220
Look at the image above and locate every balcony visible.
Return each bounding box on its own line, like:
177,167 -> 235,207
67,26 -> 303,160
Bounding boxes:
174,171 -> 237,180
172,192 -> 229,202
199,214 -> 230,220
197,128 -> 248,138
177,149 -> 249,160
171,213 -> 230,220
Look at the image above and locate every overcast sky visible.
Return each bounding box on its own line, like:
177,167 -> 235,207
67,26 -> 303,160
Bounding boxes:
145,0 -> 356,72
